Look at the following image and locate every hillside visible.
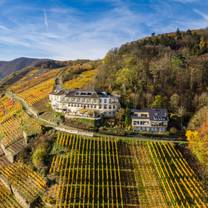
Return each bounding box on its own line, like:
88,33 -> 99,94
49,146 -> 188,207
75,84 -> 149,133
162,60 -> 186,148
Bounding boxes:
0,28 -> 208,207
95,28 -> 208,127
0,57 -> 45,79
1,28 -> 208,127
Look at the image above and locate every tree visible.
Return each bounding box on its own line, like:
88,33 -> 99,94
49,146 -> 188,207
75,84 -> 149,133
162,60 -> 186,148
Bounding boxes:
197,92 -> 208,108
151,32 -> 155,37
32,146 -> 47,168
115,108 -> 125,127
177,106 -> 186,129
176,28 -> 182,40
170,93 -> 180,112
53,112 -> 65,124
199,36 -> 207,53
151,95 -> 164,108
186,29 -> 192,36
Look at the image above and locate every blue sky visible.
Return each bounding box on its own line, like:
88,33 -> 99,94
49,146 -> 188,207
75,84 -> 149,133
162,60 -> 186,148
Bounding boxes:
0,0 -> 207,60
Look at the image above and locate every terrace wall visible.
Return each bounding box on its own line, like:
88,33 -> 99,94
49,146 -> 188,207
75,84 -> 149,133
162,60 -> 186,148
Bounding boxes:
0,174 -> 12,192
11,186 -> 31,208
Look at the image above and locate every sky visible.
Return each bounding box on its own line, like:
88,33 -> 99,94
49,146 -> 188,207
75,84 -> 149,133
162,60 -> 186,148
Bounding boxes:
0,0 -> 208,61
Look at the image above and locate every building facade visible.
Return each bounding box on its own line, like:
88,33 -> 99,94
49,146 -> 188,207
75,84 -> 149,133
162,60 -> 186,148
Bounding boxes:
49,89 -> 120,118
131,108 -> 168,132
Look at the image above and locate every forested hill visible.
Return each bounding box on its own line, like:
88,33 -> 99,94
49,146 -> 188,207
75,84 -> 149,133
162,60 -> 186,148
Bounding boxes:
95,28 -> 208,122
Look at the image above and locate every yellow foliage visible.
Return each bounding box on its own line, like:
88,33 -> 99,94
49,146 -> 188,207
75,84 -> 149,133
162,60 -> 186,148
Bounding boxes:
10,68 -> 59,94
186,130 -> 199,141
0,96 -> 22,123
18,79 -> 55,105
63,70 -> 97,89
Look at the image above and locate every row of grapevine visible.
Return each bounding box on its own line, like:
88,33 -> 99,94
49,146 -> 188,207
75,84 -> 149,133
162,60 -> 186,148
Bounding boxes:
0,162 -> 46,203
148,141 -> 208,207
0,181 -> 22,208
47,132 -> 140,208
0,111 -> 29,146
63,69 -> 97,89
10,68 -> 60,94
133,141 -> 168,207
0,96 -> 22,123
17,79 -> 55,105
47,132 -> 208,208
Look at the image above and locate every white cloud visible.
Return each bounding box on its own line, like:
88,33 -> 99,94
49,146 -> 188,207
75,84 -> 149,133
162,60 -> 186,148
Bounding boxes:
173,0 -> 199,3
43,9 -> 49,29
0,24 -> 10,31
194,9 -> 208,22
0,0 -> 207,60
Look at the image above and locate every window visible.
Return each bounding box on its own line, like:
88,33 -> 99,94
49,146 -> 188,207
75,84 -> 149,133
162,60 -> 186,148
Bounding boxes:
104,99 -> 107,103
99,105 -> 102,109
140,121 -> 149,125
134,121 -> 140,126
109,105 -> 112,109
141,113 -> 148,118
104,105 -> 107,109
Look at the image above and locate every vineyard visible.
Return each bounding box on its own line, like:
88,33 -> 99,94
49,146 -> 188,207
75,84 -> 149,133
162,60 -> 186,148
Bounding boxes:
46,132 -> 208,208
0,181 -> 22,208
63,69 -> 97,89
0,162 -> 46,203
0,111 -> 29,146
7,68 -> 60,107
9,68 -> 60,94
0,96 -> 22,123
17,79 -> 55,105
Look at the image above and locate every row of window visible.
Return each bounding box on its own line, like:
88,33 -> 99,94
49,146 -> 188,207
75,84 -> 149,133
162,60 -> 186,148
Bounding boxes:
62,103 -> 117,110
134,127 -> 166,132
64,97 -> 118,104
68,97 -> 99,103
133,121 -> 150,126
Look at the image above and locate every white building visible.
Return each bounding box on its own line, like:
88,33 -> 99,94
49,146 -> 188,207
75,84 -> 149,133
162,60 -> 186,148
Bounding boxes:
49,89 -> 120,118
131,108 -> 168,132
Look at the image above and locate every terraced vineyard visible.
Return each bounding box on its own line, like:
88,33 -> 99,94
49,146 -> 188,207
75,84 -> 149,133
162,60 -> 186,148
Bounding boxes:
9,68 -> 60,106
0,162 -> 46,201
0,162 -> 46,208
0,181 -> 22,208
63,69 -> 97,89
0,111 -> 29,146
9,68 -> 60,94
0,96 -> 22,123
47,132 -> 208,208
17,78 -> 55,105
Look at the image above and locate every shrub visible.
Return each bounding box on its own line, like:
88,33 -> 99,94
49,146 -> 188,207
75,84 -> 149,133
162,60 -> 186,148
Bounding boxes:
32,145 -> 47,168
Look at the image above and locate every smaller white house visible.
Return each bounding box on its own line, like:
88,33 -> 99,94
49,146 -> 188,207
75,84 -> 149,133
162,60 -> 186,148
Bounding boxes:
131,108 -> 168,132
49,88 -> 120,118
